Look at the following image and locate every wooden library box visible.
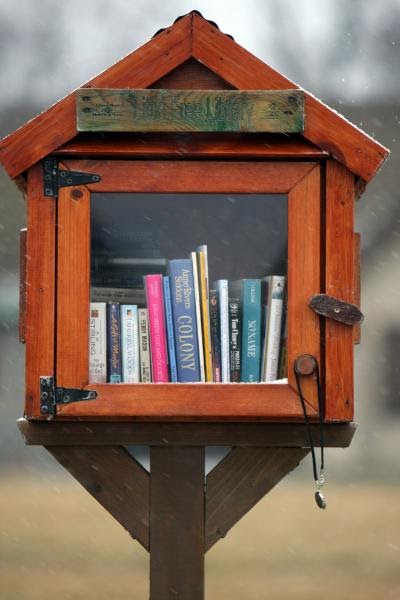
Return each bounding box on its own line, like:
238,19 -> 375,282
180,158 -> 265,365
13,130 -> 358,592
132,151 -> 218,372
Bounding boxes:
0,11 -> 388,424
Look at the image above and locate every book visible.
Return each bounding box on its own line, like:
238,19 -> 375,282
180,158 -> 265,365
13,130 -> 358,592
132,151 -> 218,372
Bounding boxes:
144,274 -> 169,383
89,302 -> 107,383
209,289 -> 222,383
106,302 -> 122,383
214,279 -> 230,383
278,300 -> 288,380
190,252 -> 205,382
228,299 -> 241,382
168,259 -> 201,382
91,286 -> 146,306
230,279 -> 262,382
163,276 -> 178,383
261,276 -> 286,381
196,247 -> 213,381
120,305 -> 139,383
138,308 -> 152,382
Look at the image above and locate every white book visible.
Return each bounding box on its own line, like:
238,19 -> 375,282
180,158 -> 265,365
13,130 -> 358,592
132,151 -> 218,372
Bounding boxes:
214,279 -> 230,383
120,305 -> 139,383
138,308 -> 151,382
190,252 -> 205,382
89,302 -> 107,383
262,276 -> 286,382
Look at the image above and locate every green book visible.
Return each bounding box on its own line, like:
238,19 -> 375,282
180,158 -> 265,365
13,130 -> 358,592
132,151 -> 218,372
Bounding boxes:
230,279 -> 261,382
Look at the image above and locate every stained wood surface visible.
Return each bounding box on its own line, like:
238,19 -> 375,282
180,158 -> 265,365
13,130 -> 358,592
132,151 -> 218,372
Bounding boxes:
77,89 -> 304,133
55,382 -> 311,420
325,160 -> 355,421
151,57 -> 234,90
150,446 -> 205,599
56,183 -> 90,389
46,445 -> 150,550
287,166 -> 321,410
354,233 -> 361,344
190,13 -> 389,182
0,13 -> 388,182
56,132 -> 329,159
19,228 -> 27,343
18,419 -> 357,447
205,447 -> 309,550
25,165 -> 56,418
63,158 -> 315,193
0,14 -> 193,179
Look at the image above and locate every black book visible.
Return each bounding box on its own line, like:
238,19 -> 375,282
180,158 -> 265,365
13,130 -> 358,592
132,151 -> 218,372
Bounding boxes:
209,289 -> 221,383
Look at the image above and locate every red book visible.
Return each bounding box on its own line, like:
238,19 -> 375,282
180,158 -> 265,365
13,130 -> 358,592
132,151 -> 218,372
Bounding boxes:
144,274 -> 169,382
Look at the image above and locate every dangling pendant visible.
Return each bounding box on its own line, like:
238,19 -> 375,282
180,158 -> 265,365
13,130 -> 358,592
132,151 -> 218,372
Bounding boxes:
315,489 -> 327,509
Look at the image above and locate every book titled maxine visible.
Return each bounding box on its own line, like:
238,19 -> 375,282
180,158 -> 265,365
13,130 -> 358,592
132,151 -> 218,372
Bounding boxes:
168,259 -> 201,382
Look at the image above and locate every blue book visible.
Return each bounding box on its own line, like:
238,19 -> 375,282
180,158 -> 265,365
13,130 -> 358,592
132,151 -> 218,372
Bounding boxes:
107,302 -> 122,383
230,280 -> 261,382
168,259 -> 201,382
163,276 -> 178,383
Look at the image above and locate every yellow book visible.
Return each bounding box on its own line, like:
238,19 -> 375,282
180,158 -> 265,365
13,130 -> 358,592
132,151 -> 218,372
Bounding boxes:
196,250 -> 213,381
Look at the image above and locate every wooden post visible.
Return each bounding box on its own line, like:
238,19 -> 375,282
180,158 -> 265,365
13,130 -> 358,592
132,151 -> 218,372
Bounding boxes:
150,446 -> 205,600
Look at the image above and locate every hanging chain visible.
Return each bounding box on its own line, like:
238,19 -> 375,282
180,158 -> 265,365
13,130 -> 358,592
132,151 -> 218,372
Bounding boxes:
294,354 -> 326,509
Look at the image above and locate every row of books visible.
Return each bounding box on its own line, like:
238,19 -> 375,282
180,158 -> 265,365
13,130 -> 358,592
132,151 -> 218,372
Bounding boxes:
89,245 -> 287,384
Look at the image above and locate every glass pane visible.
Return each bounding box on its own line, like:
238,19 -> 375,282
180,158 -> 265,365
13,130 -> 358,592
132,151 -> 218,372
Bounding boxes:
89,193 -> 287,384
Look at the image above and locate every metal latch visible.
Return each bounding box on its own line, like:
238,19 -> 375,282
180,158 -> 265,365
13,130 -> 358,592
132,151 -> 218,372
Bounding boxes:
43,157 -> 101,198
40,376 -> 98,418
309,293 -> 364,325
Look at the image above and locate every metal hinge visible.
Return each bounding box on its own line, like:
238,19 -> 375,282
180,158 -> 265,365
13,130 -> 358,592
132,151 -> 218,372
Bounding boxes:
40,376 -> 98,419
43,157 -> 101,198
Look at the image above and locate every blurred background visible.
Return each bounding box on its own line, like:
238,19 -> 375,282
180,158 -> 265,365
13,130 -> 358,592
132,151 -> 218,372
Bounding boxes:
0,1 -> 399,598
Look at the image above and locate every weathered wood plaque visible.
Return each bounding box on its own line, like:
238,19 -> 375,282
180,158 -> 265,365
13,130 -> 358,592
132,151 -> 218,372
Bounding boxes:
76,89 -> 304,133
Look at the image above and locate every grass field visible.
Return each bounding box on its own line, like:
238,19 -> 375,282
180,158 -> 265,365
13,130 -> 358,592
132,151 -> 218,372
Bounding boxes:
1,475 -> 399,599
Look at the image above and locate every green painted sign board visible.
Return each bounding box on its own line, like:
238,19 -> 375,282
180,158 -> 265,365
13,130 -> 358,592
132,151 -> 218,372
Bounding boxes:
76,89 -> 304,133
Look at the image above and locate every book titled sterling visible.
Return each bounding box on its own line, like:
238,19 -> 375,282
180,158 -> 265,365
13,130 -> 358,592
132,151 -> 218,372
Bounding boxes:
168,259 -> 201,382
89,302 -> 107,383
144,274 -> 169,382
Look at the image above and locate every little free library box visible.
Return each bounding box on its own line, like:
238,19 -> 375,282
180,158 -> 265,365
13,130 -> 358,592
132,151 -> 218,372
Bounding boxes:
0,11 -> 389,600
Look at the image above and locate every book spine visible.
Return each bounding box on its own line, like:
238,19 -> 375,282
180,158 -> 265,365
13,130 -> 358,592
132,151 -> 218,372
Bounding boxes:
120,305 -> 139,383
209,290 -> 222,383
197,250 -> 213,381
106,302 -> 122,383
138,308 -> 152,382
229,299 -> 241,382
163,276 -> 178,383
168,259 -> 201,382
215,280 -> 229,383
278,301 -> 288,380
241,280 -> 261,382
190,252 -> 205,382
89,302 -> 107,384
260,277 -> 270,379
264,276 -> 286,381
144,274 -> 169,383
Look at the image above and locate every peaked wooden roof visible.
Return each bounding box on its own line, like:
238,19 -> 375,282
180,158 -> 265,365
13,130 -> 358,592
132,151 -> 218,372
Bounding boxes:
0,11 -> 389,182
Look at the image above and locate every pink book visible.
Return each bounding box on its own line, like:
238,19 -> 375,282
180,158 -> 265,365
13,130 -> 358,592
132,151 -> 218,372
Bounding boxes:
144,274 -> 169,382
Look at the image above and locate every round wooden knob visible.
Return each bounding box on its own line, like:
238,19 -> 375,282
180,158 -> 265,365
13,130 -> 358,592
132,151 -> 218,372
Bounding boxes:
294,354 -> 317,376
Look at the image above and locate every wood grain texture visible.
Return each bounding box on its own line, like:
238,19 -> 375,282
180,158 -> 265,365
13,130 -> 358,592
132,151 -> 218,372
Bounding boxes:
25,165 -> 56,418
205,446 -> 309,550
56,132 -> 329,159
77,89 -> 304,133
150,446 -> 205,599
56,183 -> 90,388
18,419 -> 357,448
0,14 -> 192,179
191,13 -> 389,182
46,445 -> 150,550
287,166 -> 321,410
62,159 -> 316,193
19,228 -> 27,343
353,233 -> 361,344
151,57 -> 234,90
325,160 -> 355,421
55,382 -> 314,420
